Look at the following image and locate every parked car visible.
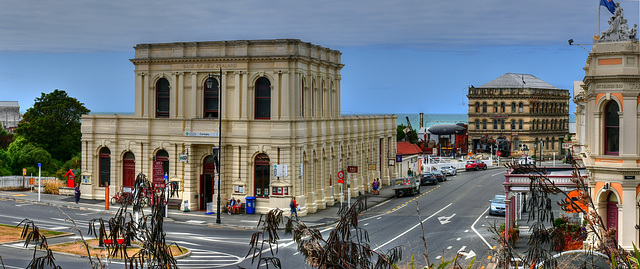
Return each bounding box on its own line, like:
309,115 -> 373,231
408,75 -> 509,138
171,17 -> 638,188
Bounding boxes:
465,160 -> 487,171
432,170 -> 446,182
420,172 -> 437,185
440,165 -> 457,176
489,194 -> 506,215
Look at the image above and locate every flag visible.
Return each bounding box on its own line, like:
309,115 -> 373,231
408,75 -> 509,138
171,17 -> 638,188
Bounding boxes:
601,0 -> 616,14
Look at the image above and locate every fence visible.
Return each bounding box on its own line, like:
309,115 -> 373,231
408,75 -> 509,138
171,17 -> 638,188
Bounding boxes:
0,176 -> 57,188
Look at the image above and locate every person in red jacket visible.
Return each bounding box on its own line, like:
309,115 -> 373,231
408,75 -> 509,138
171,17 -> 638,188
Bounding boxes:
290,197 -> 299,221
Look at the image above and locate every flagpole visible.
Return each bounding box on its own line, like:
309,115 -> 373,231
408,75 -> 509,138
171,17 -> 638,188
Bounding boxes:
598,0 -> 601,35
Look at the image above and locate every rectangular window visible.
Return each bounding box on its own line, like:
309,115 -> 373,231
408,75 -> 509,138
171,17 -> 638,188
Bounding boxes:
475,120 -> 479,130
99,157 -> 110,187
500,120 -> 505,130
518,120 -> 523,130
511,119 -> 515,129
482,120 -> 487,129
493,120 -> 497,129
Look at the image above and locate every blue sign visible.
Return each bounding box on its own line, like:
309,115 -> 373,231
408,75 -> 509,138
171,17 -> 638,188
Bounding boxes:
396,155 -> 402,163
38,163 -> 41,168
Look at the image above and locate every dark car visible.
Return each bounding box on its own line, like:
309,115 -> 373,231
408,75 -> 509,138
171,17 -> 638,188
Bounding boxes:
420,173 -> 437,185
489,195 -> 506,215
465,160 -> 487,171
432,170 -> 446,182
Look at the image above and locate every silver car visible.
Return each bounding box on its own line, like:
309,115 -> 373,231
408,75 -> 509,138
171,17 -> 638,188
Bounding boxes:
440,165 -> 457,176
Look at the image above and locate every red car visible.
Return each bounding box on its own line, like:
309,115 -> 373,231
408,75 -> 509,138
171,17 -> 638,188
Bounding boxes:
465,160 -> 487,171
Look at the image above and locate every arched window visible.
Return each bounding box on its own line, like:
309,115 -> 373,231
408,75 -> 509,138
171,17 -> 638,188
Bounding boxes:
552,137 -> 556,150
156,78 -> 170,118
254,154 -> 270,198
493,102 -> 498,113
518,119 -> 523,129
511,119 -> 515,130
320,80 -> 324,117
475,119 -> 479,130
311,80 -> 315,118
500,102 -> 505,113
255,77 -> 271,119
204,77 -> 219,118
493,119 -> 497,129
482,102 -> 487,113
604,101 -> 619,155
482,119 -> 487,129
155,150 -> 170,177
518,102 -> 523,113
99,147 -> 111,187
500,119 -> 505,130
475,102 -> 480,113
300,77 -> 305,118
511,102 -> 516,113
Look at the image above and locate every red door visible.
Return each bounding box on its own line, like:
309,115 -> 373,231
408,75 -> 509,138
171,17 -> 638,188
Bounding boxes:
200,156 -> 216,210
123,159 -> 135,188
607,201 -> 618,238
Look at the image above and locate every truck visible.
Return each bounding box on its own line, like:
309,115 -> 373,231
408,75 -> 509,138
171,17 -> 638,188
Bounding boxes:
392,177 -> 421,198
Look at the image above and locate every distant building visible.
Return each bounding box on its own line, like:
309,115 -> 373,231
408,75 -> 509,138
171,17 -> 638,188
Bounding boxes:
0,101 -> 21,133
467,73 -> 570,159
80,39 -> 397,215
396,141 -> 423,176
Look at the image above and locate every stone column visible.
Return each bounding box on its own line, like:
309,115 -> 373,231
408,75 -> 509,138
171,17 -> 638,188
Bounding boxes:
190,72 -> 198,118
620,182 -> 636,249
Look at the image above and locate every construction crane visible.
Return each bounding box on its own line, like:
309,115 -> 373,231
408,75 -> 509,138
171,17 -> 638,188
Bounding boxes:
403,116 -> 415,142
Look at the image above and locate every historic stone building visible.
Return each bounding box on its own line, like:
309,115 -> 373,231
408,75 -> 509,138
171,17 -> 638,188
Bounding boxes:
467,73 -> 570,159
80,39 -> 397,215
575,3 -> 640,249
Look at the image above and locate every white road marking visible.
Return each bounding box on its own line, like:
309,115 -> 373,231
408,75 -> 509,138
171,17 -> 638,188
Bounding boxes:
458,246 -> 466,252
447,246 -> 452,250
471,207 -> 493,249
372,203 -> 452,251
464,230 -> 469,233
491,172 -> 504,177
456,238 -> 461,241
436,255 -> 442,260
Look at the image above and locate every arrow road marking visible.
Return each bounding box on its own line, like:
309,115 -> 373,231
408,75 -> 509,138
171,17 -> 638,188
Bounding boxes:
438,214 -> 456,224
460,250 -> 476,260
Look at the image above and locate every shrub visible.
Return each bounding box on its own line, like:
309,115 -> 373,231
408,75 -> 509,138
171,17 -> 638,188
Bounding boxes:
43,179 -> 64,194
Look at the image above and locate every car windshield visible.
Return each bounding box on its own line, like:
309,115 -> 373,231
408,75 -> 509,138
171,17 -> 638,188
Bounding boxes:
422,173 -> 434,177
492,195 -> 505,203
466,161 -> 474,164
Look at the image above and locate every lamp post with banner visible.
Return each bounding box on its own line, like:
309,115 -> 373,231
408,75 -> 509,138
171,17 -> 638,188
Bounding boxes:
206,68 -> 223,224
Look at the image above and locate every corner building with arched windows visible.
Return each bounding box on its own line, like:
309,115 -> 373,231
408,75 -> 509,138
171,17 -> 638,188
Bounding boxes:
575,5 -> 640,249
80,39 -> 397,215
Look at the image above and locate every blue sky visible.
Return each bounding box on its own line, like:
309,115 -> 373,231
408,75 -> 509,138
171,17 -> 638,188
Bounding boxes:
1,0 -> 638,114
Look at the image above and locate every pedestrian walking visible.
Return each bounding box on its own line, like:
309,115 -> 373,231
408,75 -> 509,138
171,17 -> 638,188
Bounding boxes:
290,197 -> 299,221
74,183 -> 81,204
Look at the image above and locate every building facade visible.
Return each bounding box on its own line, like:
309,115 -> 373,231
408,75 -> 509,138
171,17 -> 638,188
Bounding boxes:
80,39 -> 397,215
0,101 -> 21,133
576,4 -> 640,249
467,73 -> 570,159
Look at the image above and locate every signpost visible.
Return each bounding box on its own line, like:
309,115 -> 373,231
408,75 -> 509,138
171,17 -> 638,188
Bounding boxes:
153,161 -> 165,188
337,171 -> 345,207
37,163 -> 41,202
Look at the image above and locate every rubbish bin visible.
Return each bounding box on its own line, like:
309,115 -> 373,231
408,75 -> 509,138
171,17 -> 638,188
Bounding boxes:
245,196 -> 256,214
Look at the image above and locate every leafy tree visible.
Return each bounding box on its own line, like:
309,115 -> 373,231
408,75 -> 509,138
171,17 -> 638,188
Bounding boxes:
16,89 -> 90,162
0,128 -> 12,149
0,149 -> 11,176
396,124 -> 418,144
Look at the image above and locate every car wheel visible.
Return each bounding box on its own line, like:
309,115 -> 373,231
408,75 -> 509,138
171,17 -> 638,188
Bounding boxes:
396,190 -> 400,198
483,166 -> 487,170
475,167 -> 479,171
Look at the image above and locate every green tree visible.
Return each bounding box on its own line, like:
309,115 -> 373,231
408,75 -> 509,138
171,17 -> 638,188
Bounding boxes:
16,89 -> 90,162
397,124 -> 418,144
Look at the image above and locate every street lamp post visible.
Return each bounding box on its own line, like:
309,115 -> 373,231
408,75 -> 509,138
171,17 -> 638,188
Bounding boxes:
206,68 -> 223,224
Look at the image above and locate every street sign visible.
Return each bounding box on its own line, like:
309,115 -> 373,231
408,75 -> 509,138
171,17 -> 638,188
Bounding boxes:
562,143 -> 572,149
337,171 -> 344,180
497,151 -> 502,157
468,151 -> 473,157
347,166 -> 358,173
23,168 -> 26,176
179,154 -> 188,162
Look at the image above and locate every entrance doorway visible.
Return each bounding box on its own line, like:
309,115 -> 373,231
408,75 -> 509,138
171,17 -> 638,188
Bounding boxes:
606,192 -> 618,239
254,154 -> 270,198
200,155 -> 215,210
122,152 -> 135,189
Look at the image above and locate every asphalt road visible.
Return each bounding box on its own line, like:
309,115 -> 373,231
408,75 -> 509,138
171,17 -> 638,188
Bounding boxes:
0,167 -> 508,268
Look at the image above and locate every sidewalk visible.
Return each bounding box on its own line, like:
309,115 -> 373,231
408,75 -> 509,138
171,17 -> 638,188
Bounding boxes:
0,186 -> 396,230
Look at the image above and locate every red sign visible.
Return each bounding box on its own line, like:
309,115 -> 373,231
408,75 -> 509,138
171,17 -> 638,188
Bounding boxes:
347,166 -> 358,173
153,161 -> 165,188
338,179 -> 344,184
337,171 -> 344,180
497,151 -> 502,157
